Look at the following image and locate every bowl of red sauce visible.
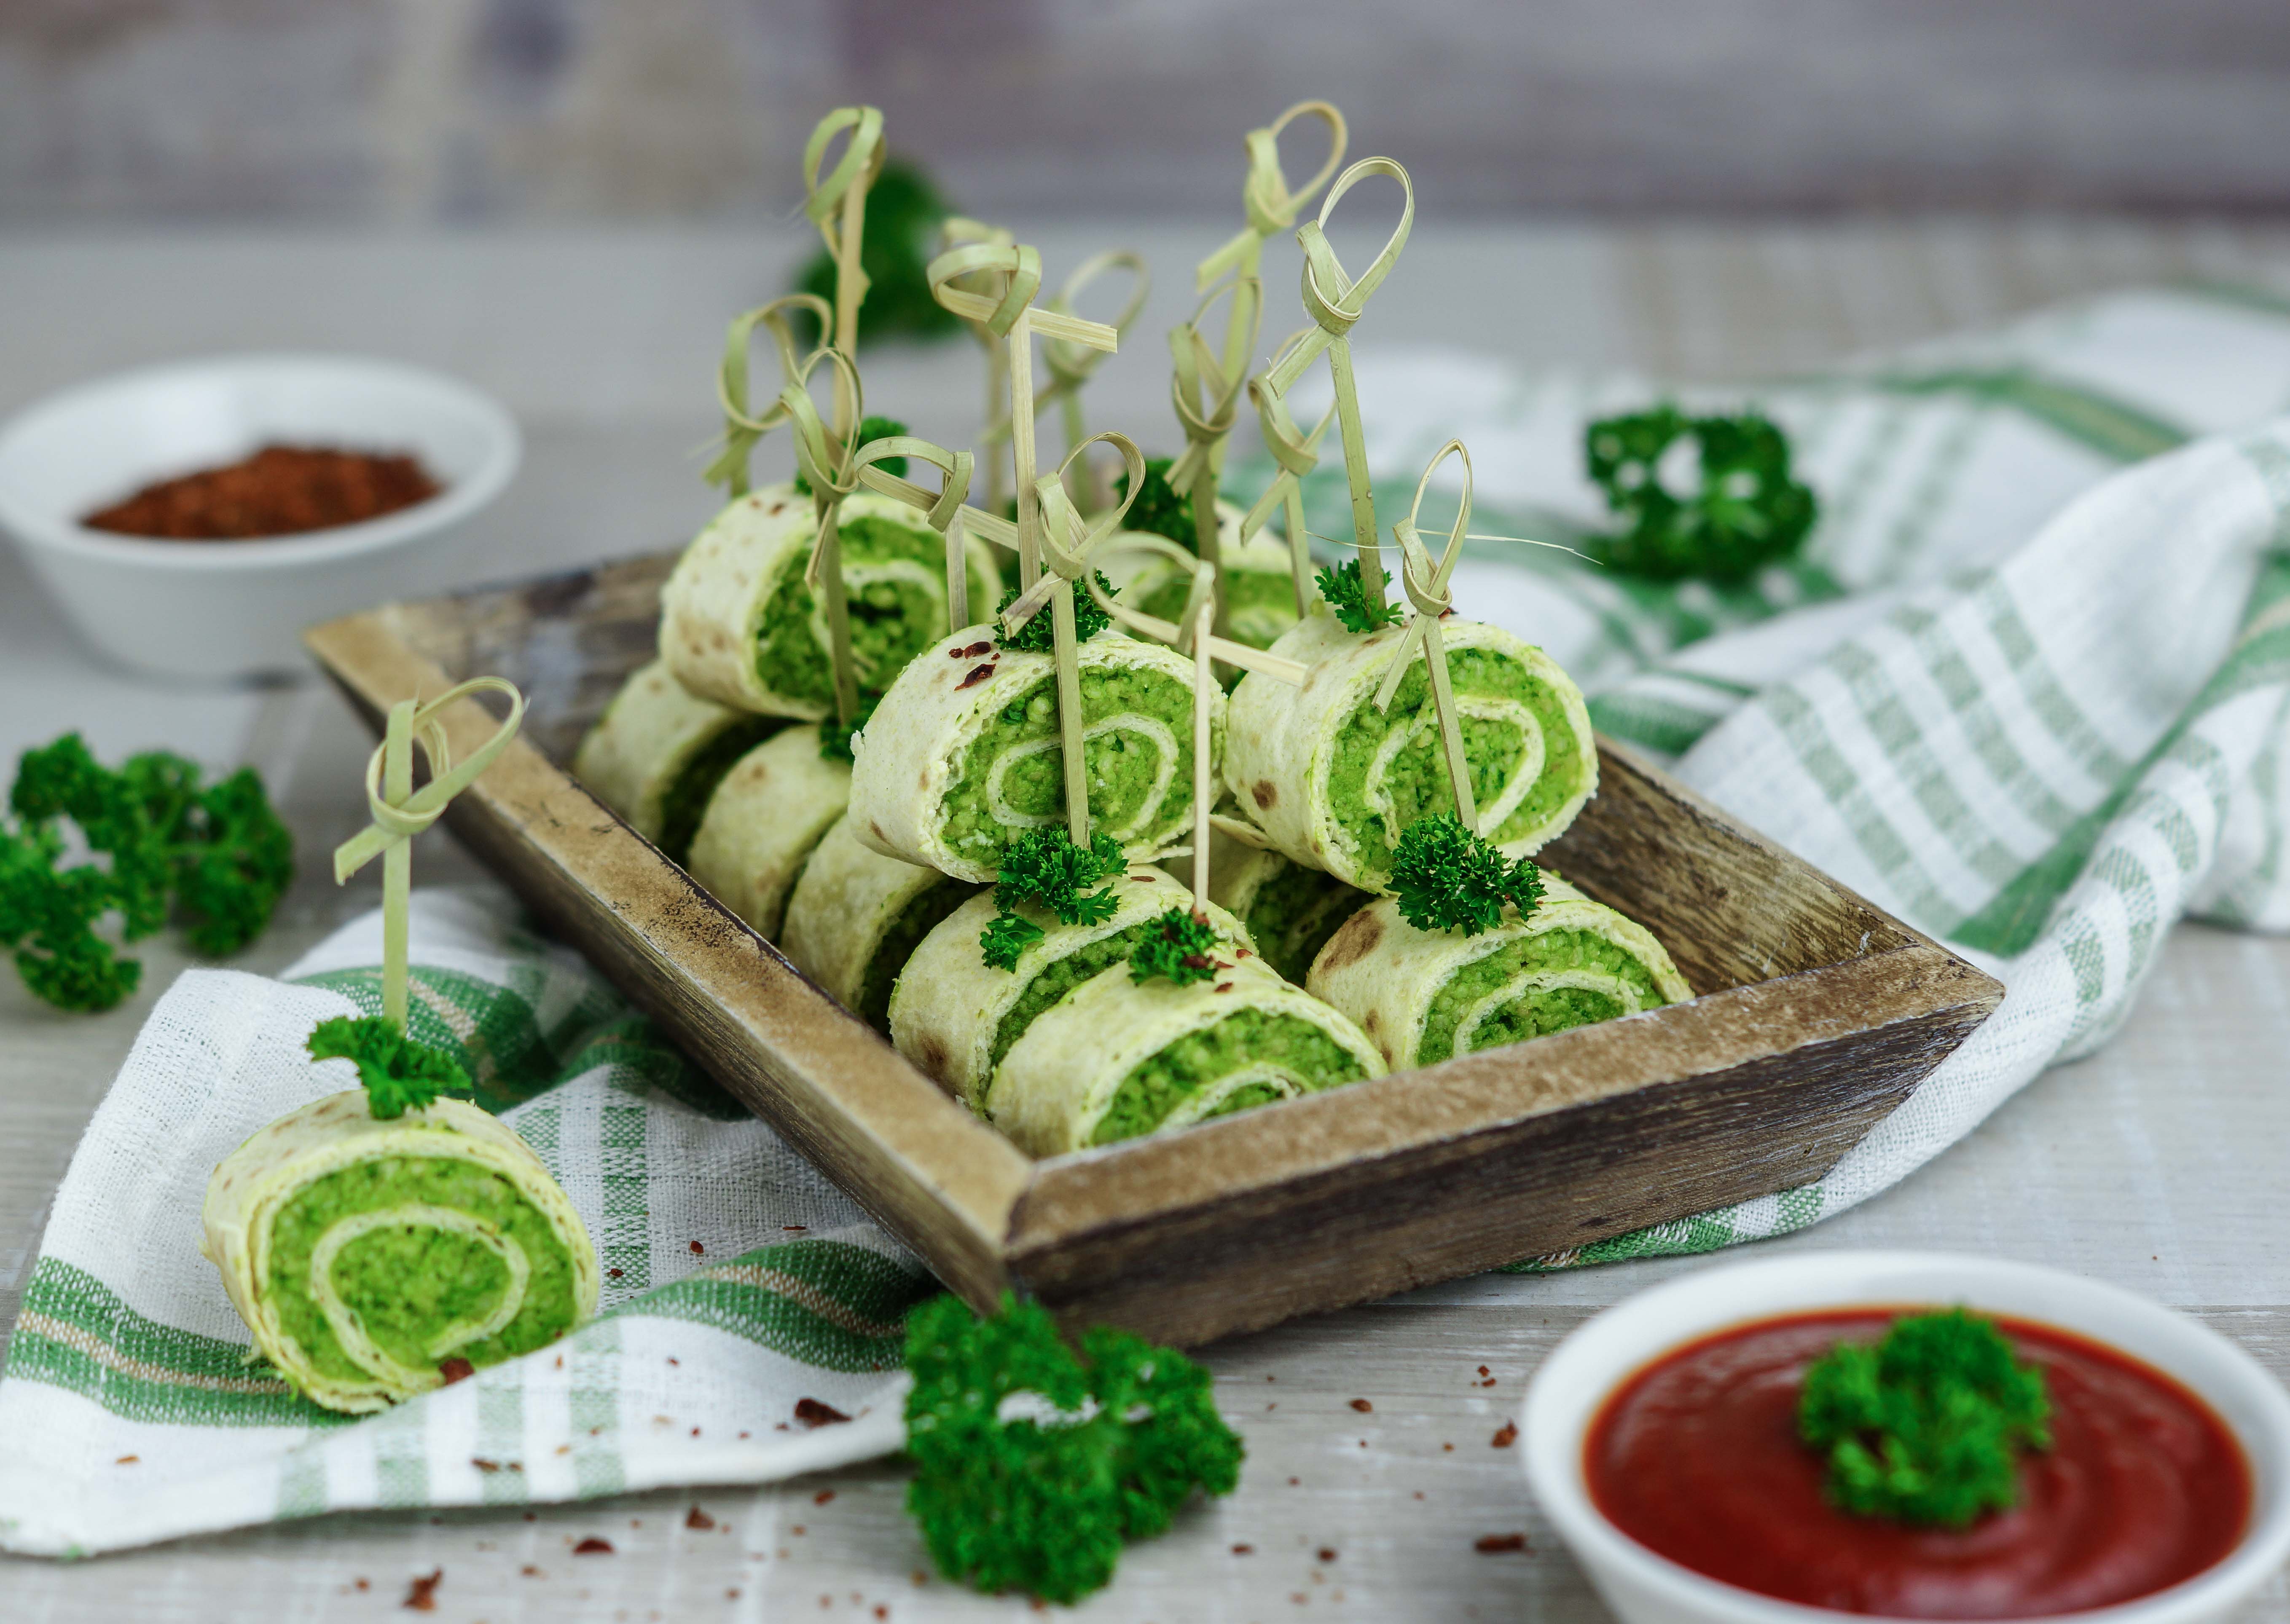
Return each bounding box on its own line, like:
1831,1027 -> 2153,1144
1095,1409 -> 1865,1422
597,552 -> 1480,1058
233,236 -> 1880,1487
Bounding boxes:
0,353 -> 518,680
1524,1252 -> 2290,1624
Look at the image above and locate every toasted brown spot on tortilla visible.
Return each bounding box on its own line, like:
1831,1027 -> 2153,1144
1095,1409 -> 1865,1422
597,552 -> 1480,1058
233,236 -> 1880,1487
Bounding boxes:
1315,910 -> 1383,971
1252,781 -> 1277,809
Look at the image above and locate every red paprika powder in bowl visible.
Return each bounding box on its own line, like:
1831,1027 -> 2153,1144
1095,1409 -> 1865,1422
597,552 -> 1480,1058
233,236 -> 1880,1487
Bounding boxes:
1524,1252 -> 2290,1624
0,354 -> 518,680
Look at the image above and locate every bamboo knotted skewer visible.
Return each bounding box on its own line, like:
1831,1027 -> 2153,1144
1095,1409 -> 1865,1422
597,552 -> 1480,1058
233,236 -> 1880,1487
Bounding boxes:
1027,251 -> 1151,512
1197,100 -> 1348,386
1374,439 -> 1482,833
1240,329 -> 1340,617
926,241 -> 1121,844
1254,157 -> 1416,619
1166,273 -> 1263,638
999,434 -> 1307,686
333,678 -> 528,1029
800,105 -> 885,437
704,292 -> 833,498
938,216 -> 1019,509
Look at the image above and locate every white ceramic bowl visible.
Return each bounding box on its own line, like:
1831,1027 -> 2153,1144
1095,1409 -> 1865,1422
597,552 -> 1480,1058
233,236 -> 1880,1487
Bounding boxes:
1525,1251 -> 2290,1624
0,353 -> 519,680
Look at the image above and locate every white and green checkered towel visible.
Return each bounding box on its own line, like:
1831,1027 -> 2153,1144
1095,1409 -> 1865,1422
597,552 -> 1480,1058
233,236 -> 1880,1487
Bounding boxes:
0,890 -> 928,1556
8,282 -> 2290,1555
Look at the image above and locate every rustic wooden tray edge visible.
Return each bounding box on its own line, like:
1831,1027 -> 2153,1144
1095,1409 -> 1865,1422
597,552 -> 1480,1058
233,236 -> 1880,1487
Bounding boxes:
306,567 -> 2003,1348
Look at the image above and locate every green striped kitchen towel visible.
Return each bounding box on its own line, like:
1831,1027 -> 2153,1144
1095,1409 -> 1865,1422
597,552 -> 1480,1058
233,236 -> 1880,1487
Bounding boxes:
1240,282 -> 2290,1266
0,889 -> 928,1556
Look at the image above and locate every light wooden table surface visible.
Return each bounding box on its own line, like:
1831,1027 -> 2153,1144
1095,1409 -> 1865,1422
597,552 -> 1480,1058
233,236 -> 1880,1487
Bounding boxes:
3,218 -> 2288,1622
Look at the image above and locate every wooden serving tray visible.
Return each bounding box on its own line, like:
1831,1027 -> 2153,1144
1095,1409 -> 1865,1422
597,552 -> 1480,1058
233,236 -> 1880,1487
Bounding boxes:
307,555 -> 2003,1348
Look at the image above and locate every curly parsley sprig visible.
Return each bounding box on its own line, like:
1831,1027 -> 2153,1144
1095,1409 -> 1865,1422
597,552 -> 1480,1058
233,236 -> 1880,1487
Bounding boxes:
995,572 -> 1117,654
0,734 -> 292,1011
1585,405 -> 1817,583
1799,1309 -> 2051,1528
1388,813 -> 1544,937
979,829 -> 1125,970
1315,558 -> 1403,635
307,1014 -> 473,1120
903,1292 -> 1243,1604
1128,908 -> 1222,987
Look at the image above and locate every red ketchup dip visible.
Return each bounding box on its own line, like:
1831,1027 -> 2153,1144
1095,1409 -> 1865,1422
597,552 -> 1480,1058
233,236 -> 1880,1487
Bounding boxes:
1586,1310 -> 2250,1618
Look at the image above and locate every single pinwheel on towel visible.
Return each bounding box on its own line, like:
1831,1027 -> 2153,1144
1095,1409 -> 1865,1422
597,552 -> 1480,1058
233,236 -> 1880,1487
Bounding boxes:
201,1032 -> 599,1414
204,677 -> 598,1414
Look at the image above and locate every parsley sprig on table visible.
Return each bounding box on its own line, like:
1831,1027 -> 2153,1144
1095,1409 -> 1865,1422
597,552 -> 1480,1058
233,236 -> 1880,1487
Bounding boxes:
1128,907 -> 1222,987
0,734 -> 292,1011
903,1292 -> 1243,1604
1798,1308 -> 2052,1528
995,572 -> 1117,654
1315,558 -> 1403,634
1584,405 -> 1817,583
979,829 -> 1125,970
307,1015 -> 472,1120
1388,813 -> 1543,937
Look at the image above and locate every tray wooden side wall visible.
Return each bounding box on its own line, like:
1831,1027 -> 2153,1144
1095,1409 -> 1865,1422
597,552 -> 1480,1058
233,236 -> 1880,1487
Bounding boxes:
307,556 -> 2003,1348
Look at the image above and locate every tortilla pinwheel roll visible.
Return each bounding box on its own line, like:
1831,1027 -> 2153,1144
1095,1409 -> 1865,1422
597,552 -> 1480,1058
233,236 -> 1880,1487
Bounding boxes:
780,814 -> 981,1031
848,628 -> 1224,883
686,724 -> 851,941
572,659 -> 784,865
1224,606 -> 1598,892
1189,824 -> 1369,986
660,485 -> 1003,720
988,956 -> 1384,1156
891,866 -> 1252,1110
1307,874 -> 1691,1072
201,1091 -> 598,1415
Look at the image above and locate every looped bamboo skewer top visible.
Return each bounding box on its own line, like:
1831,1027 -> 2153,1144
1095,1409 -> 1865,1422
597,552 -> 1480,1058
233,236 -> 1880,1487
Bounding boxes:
926,240 -> 1119,596
1038,251 -> 1151,509
1198,100 -> 1348,381
1001,436 -> 1308,687
1372,438 -> 1481,832
800,105 -> 885,436
938,216 -> 1018,508
334,677 -> 527,1029
706,292 -> 834,498
1167,275 -> 1263,638
1240,327 -> 1340,616
1259,157 -> 1416,618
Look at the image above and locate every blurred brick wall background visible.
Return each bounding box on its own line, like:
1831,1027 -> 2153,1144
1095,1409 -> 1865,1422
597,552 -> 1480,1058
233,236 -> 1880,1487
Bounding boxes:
4,0 -> 2287,224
